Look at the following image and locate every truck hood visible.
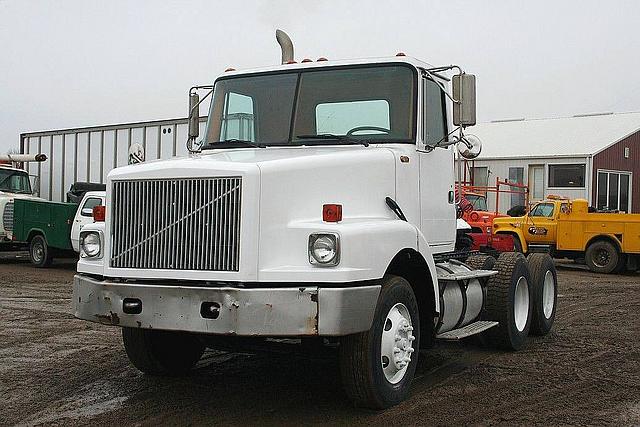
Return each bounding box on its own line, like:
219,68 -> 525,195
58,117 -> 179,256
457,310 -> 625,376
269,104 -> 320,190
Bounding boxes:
0,191 -> 39,200
104,145 -> 399,282
108,145 -> 390,179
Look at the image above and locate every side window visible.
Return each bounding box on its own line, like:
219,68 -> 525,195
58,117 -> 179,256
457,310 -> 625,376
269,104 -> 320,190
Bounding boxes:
423,79 -> 446,146
315,100 -> 390,135
81,198 -> 102,216
530,203 -> 554,218
221,92 -> 255,141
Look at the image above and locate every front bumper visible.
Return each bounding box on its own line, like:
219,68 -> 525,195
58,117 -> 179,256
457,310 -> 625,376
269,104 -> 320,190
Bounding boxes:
72,274 -> 381,336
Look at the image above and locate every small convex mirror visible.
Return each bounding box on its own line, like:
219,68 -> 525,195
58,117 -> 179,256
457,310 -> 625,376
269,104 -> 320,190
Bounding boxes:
452,74 -> 476,127
188,93 -> 200,138
457,134 -> 482,159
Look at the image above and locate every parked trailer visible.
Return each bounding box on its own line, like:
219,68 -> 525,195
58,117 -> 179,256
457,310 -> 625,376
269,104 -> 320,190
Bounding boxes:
72,30 -> 558,409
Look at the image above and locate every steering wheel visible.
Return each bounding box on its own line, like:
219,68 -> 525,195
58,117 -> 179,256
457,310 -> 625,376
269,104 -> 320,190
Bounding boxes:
345,126 -> 391,136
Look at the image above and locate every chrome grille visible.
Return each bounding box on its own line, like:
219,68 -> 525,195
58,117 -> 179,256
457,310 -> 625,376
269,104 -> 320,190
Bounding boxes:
2,201 -> 14,233
110,177 -> 242,271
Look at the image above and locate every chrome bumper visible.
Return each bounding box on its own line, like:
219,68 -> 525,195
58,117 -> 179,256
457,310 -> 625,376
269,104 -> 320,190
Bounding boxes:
72,274 -> 380,336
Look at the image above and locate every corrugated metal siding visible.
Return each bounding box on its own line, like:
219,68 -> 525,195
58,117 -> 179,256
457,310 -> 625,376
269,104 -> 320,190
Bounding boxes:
592,130 -> 640,213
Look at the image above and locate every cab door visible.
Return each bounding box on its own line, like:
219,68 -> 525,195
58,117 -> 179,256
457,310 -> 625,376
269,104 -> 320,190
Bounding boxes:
71,196 -> 103,252
418,77 -> 456,252
525,202 -> 557,245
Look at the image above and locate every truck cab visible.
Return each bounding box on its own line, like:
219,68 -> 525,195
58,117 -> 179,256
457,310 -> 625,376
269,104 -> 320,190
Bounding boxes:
493,198 -> 568,253
72,34 -> 557,409
0,165 -> 38,248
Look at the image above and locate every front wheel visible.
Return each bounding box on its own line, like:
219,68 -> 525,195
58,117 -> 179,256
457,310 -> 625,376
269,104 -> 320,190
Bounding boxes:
29,235 -> 52,268
122,328 -> 205,375
339,275 -> 420,409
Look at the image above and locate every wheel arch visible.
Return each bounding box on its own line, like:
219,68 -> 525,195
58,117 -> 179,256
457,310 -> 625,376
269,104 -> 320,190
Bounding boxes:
384,248 -> 438,347
26,228 -> 47,243
496,230 -> 527,252
585,234 -> 622,253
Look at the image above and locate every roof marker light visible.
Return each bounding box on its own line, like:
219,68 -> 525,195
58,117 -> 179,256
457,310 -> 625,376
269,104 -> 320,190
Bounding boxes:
396,52 -> 406,57
317,57 -> 328,62
224,67 -> 236,72
301,58 -> 312,63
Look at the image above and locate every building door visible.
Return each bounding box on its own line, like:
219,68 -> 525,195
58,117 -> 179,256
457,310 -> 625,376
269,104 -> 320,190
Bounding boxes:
528,165 -> 544,201
597,170 -> 632,212
509,167 -> 525,208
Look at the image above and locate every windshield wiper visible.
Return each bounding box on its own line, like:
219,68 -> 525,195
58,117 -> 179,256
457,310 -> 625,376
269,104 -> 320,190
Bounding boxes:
296,134 -> 370,147
202,139 -> 265,149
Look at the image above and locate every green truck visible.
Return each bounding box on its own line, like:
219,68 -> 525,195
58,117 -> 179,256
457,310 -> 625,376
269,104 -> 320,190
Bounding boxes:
12,199 -> 78,267
12,190 -> 105,267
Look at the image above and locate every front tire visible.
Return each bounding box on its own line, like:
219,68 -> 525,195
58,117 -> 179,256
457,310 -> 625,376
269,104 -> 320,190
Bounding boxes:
482,252 -> 532,350
122,328 -> 205,375
527,253 -> 557,335
339,275 -> 420,409
585,240 -> 619,274
29,235 -> 52,268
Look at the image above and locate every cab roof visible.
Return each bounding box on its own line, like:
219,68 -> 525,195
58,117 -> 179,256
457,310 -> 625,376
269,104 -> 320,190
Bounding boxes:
218,55 -> 437,79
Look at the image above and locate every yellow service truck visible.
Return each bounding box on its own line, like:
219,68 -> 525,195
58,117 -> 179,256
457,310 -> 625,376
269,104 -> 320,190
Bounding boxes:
493,198 -> 640,273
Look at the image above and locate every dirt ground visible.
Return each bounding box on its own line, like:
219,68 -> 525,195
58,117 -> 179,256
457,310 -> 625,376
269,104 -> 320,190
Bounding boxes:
1,253 -> 639,426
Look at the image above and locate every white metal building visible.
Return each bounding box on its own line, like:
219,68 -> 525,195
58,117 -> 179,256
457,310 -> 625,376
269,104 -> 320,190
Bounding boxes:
463,111 -> 640,213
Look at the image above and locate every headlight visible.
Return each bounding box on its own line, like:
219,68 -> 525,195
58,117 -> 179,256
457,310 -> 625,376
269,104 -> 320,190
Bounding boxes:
80,231 -> 102,258
309,233 -> 340,266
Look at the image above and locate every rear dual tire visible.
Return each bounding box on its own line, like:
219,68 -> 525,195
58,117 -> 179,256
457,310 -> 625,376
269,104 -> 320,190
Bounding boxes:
527,253 -> 557,335
482,252 -> 532,350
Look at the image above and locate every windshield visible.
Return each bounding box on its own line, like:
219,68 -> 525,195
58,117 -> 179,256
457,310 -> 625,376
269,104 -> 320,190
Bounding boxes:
0,169 -> 32,194
203,64 -> 416,147
465,194 -> 488,211
530,203 -> 555,217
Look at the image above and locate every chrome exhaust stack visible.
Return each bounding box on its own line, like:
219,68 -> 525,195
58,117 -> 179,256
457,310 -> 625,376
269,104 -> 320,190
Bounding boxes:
276,29 -> 294,64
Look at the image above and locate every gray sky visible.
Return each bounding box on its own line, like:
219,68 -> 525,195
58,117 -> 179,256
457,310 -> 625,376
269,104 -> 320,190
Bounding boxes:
1,0 -> 640,154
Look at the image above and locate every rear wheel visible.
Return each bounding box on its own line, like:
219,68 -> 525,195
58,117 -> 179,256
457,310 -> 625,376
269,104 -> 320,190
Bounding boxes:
527,253 -> 557,335
465,254 -> 496,270
339,275 -> 420,409
585,240 -> 619,274
29,235 -> 52,268
122,328 -> 205,375
482,252 -> 532,350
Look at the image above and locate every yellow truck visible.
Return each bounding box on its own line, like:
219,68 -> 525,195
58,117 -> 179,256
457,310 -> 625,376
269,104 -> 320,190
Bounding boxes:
493,197 -> 640,273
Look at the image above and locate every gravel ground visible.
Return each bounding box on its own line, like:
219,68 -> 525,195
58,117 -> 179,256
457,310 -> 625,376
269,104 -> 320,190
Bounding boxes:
1,252 -> 639,426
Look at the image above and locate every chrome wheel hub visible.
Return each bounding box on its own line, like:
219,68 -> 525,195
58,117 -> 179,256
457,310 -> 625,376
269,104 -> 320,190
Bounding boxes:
380,303 -> 415,384
32,244 -> 43,262
542,270 -> 555,319
514,276 -> 530,332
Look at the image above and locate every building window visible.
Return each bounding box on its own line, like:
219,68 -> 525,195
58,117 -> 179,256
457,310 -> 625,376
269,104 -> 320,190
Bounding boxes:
597,170 -> 631,213
548,164 -> 585,188
529,165 -> 544,200
509,167 -> 525,207
471,166 -> 488,188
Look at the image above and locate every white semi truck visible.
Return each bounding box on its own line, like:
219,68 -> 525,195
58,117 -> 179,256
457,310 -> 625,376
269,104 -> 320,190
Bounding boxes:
73,31 -> 558,409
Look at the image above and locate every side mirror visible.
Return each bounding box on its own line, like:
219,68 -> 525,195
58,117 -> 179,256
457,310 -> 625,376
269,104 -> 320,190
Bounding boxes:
452,74 -> 476,127
80,207 -> 94,217
188,93 -> 200,138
